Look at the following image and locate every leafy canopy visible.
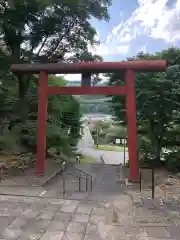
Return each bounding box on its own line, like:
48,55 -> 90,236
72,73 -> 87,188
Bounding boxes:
108,47 -> 180,169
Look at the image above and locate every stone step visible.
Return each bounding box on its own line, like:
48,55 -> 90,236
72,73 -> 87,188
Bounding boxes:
43,163 -> 124,200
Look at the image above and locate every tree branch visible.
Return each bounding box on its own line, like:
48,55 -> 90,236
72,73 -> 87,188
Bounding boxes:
0,41 -> 11,56
36,36 -> 48,57
47,18 -> 77,59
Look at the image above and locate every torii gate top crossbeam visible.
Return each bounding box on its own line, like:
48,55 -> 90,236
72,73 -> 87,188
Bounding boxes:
11,60 -> 167,74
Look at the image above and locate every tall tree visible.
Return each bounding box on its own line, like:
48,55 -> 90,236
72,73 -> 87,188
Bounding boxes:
0,0 -> 111,120
109,47 -> 180,167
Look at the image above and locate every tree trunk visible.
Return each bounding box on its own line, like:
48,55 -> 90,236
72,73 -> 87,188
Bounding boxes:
17,75 -> 30,123
149,119 -> 162,167
155,137 -> 162,167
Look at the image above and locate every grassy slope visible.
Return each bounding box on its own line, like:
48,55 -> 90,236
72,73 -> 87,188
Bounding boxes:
94,145 -> 128,152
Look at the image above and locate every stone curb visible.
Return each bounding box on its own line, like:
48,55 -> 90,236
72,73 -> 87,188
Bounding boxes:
42,168 -> 63,187
42,162 -> 69,187
0,162 -> 68,187
0,164 -> 64,187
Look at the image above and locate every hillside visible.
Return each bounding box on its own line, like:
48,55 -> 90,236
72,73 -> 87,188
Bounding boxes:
66,80 -> 111,114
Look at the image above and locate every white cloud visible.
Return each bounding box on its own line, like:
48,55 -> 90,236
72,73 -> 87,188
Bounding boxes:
139,45 -> 147,52
89,42 -> 129,56
91,43 -> 129,57
112,23 -> 123,35
94,31 -> 100,41
59,74 -> 82,81
54,0 -> 180,67
59,73 -> 107,82
150,0 -> 180,41
110,0 -> 180,44
117,45 -> 130,53
117,33 -> 132,43
97,0 -> 180,57
91,33 -> 130,56
132,0 -> 180,42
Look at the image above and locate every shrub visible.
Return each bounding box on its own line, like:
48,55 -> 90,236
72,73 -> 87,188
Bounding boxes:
165,151 -> 180,173
138,136 -> 155,169
0,132 -> 19,152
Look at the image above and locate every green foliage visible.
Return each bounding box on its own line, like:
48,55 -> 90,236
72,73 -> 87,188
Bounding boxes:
109,47 -> 180,172
138,136 -> 155,169
104,125 -> 127,144
90,119 -> 127,145
79,93 -> 112,115
80,102 -> 111,114
165,151 -> 180,173
0,0 -> 111,111
0,73 -> 82,162
0,0 -> 112,167
0,134 -> 16,151
20,76 -> 81,156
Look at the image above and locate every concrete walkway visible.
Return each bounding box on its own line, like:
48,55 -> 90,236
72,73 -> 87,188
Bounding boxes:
0,194 -> 179,239
0,163 -> 179,239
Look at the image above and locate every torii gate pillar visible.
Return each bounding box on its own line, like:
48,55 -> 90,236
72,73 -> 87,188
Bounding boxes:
36,72 -> 48,175
125,70 -> 139,180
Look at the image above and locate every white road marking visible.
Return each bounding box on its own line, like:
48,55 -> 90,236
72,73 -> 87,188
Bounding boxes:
39,190 -> 46,196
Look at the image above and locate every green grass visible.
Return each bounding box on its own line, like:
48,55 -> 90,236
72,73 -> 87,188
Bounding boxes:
94,145 -> 128,152
79,155 -> 97,163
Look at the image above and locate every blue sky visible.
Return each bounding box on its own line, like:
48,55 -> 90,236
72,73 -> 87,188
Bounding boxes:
64,0 -> 180,81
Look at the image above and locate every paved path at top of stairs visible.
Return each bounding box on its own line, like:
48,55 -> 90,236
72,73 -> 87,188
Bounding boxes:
0,163 -> 179,239
0,194 -> 178,240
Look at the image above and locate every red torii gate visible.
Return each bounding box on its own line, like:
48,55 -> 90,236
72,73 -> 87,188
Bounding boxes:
11,60 -> 167,180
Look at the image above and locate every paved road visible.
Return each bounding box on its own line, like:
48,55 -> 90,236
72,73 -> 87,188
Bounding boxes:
78,122 -> 128,165
78,146 -> 129,165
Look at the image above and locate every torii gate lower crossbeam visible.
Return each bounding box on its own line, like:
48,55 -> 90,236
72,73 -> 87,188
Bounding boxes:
11,60 -> 168,181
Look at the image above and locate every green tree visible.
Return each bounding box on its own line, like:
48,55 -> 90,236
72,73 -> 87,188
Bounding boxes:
3,74 -> 81,160
0,0 -> 111,121
0,0 -> 112,168
109,47 -> 180,168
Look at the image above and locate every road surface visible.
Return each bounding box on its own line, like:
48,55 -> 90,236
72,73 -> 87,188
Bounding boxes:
77,122 -> 128,165
78,146 -> 128,165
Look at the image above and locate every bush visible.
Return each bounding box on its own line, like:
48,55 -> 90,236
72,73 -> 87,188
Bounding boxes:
0,132 -> 19,152
20,122 -> 37,150
165,151 -> 180,173
138,136 -> 155,168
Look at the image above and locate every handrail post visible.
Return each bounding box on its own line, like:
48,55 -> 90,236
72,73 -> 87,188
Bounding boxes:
79,177 -> 81,192
90,176 -> 92,191
62,176 -> 66,196
62,162 -> 66,196
74,168 -> 92,192
86,177 -> 88,191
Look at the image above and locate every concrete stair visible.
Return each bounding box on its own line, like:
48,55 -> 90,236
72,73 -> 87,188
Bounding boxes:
42,163 -> 123,201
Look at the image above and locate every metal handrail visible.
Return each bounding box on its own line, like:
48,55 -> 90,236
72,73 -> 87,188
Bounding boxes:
61,171 -> 93,195
76,168 -> 93,194
68,172 -> 87,180
75,168 -> 92,178
75,168 -> 93,191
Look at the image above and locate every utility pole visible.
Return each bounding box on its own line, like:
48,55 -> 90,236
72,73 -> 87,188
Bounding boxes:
152,157 -> 155,199
123,137 -> 126,166
96,124 -> 99,148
